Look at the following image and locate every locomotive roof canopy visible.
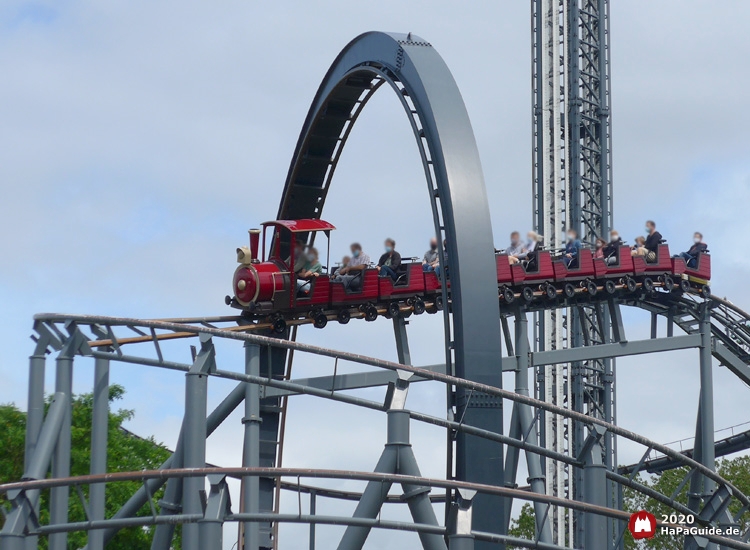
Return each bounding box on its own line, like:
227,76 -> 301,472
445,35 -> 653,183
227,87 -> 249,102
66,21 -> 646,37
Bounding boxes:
262,219 -> 336,233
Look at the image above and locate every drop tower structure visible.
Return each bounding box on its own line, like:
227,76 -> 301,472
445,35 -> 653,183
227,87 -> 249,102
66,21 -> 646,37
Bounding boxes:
531,0 -> 614,545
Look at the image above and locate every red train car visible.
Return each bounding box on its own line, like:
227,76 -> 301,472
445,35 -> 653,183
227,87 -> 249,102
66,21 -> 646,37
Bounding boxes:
228,219 -> 711,331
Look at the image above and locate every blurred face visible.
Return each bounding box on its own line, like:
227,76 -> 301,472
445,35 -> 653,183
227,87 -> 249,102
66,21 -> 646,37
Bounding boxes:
610,231 -> 619,241
350,245 -> 360,257
384,239 -> 394,252
342,256 -> 350,264
526,232 -> 535,242
646,222 -> 654,234
511,232 -> 520,244
567,232 -> 576,242
430,238 -> 438,250
693,233 -> 702,243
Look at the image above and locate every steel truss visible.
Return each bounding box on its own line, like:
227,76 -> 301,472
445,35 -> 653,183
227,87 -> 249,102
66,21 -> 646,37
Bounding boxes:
532,1 -> 614,544
1,296 -> 750,549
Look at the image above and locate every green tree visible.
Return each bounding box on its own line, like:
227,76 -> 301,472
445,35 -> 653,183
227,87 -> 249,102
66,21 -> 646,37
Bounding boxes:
0,385 -> 181,549
508,502 -> 536,545
624,458 -> 750,549
508,457 -> 750,549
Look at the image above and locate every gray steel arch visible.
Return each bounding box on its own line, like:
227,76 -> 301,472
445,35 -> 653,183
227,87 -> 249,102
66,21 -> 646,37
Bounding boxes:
277,31 -> 505,544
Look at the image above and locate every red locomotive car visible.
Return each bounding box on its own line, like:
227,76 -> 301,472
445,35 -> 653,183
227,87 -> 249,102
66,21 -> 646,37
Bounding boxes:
228,220 -> 443,332
227,219 -> 710,332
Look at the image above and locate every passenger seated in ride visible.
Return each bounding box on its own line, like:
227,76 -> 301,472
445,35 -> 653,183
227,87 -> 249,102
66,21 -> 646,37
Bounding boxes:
631,236 -> 647,257
287,239 -> 307,275
593,238 -> 607,259
643,220 -> 662,263
296,247 -> 322,295
333,255 -> 350,276
502,231 -> 524,265
377,238 -> 403,283
518,231 -> 541,270
563,229 -> 582,268
677,232 -> 707,268
332,243 -> 370,291
603,230 -> 622,265
422,238 -> 440,272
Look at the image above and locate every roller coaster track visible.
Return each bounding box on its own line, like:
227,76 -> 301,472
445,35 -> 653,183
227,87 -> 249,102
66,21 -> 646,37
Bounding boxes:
635,293 -> 750,386
4,303 -> 750,550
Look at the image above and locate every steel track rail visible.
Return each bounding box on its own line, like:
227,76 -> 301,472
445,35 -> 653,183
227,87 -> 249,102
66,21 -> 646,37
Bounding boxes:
30,312 -> 750,512
2,467 -> 748,549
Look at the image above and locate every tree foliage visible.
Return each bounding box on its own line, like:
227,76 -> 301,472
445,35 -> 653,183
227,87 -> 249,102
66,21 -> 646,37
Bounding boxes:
508,456 -> 750,549
0,385 -> 181,549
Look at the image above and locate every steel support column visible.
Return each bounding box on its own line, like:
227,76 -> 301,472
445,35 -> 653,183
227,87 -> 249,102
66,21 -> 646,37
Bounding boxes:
243,342 -> 262,550
337,391 -> 446,550
448,489 -> 476,550
698,307 -> 716,495
199,474 -> 231,550
23,341 -> 47,550
87,355 -> 110,550
580,425 -> 607,550
147,383 -> 247,550
182,335 -> 214,550
336,448 -> 397,550
309,490 -> 317,550
513,312 -> 552,543
687,306 -> 717,534
48,348 -> 75,550
0,392 -> 68,549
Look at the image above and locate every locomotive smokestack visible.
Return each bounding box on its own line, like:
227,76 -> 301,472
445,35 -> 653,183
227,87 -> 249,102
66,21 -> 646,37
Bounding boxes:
248,229 -> 261,262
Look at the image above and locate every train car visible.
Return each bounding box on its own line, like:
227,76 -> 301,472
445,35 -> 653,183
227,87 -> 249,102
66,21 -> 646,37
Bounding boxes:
511,251 -> 556,302
592,245 -> 638,292
228,219 -> 711,331
633,243 -> 675,292
228,219 -> 443,331
553,249 -> 601,297
681,251 -> 712,296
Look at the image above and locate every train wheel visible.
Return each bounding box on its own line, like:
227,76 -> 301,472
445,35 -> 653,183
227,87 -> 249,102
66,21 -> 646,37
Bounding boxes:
413,298 -> 426,315
388,302 -> 401,318
604,280 -> 617,295
337,309 -> 351,325
701,285 -> 711,299
272,316 -> 287,334
313,313 -> 328,329
545,284 -> 557,300
586,280 -> 598,297
364,305 -> 378,322
643,277 -> 654,293
502,287 -> 515,304
522,287 -> 534,303
663,275 -> 674,292
435,295 -> 444,310
625,277 -> 638,293
564,283 -> 576,299
680,279 -> 690,293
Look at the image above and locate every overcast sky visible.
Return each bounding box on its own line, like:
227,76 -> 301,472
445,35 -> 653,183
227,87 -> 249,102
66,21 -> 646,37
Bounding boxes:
2,1 -> 750,548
